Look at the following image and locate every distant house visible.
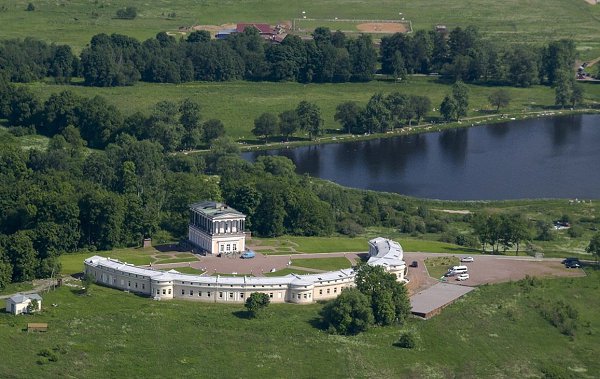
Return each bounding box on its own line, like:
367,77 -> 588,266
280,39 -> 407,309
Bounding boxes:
236,23 -> 274,36
215,28 -> 237,40
5,293 -> 42,315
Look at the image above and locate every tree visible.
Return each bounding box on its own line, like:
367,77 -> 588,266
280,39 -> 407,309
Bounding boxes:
570,84 -> 584,108
451,81 -> 469,120
411,95 -> 431,125
334,101 -> 363,134
26,3 -> 35,11
321,288 -> 374,335
439,95 -> 457,122
488,89 -> 511,112
554,71 -> 572,109
354,263 -> 411,326
391,51 -> 407,81
279,109 -> 300,141
586,233 -> 600,264
27,299 -> 39,313
187,30 -> 211,44
364,93 -> 391,133
244,292 -> 270,318
252,112 -> 278,143
296,101 -> 323,140
202,119 -> 225,143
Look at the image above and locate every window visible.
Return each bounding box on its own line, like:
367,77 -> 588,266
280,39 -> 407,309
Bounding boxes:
142,284 -> 145,290
226,244 -> 230,251
128,281 -> 131,287
162,289 -> 166,295
297,294 -> 301,299
229,293 -> 233,298
220,245 -> 224,252
240,293 -> 244,299
190,290 -> 193,296
233,244 -> 237,251
334,288 -> 337,293
157,289 -> 160,295
199,292 -> 202,297
208,292 -> 211,297
327,289 -> 330,294
303,294 -> 307,299
319,289 -> 323,295
219,292 -> 223,298
269,293 -> 273,298
168,289 -> 171,295
181,289 -> 185,295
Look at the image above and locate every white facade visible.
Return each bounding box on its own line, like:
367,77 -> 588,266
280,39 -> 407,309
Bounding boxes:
5,293 -> 42,315
188,201 -> 246,255
83,238 -> 407,304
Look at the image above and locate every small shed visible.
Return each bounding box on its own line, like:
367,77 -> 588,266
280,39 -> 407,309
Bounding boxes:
5,293 -> 42,315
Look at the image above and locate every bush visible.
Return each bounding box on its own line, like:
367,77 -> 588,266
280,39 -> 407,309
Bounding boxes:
116,6 -> 137,19
337,218 -> 364,237
395,332 -> 416,349
244,292 -> 270,318
567,225 -> 583,238
26,3 -> 35,11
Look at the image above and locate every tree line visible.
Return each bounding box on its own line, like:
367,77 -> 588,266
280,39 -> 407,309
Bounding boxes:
0,25 -> 579,88
381,27 -> 577,88
0,78 -> 224,151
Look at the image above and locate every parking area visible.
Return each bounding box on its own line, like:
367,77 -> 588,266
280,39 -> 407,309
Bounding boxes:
405,252 -> 586,288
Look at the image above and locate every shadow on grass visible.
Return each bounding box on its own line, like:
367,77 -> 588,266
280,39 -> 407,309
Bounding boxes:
232,310 -> 253,319
308,316 -> 329,331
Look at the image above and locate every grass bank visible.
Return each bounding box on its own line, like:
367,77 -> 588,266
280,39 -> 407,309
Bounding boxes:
0,270 -> 598,377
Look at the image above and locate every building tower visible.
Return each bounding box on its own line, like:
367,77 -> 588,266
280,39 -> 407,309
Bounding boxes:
188,201 -> 246,255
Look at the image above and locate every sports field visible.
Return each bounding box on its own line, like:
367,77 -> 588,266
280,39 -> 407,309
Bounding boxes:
1,0 -> 600,57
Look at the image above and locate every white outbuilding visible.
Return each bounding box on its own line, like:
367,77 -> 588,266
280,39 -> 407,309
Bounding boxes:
5,293 -> 42,315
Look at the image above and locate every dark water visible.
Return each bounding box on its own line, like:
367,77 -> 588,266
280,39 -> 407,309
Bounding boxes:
242,115 -> 600,200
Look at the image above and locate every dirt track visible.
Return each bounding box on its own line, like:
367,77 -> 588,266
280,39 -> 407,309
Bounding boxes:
356,22 -> 408,33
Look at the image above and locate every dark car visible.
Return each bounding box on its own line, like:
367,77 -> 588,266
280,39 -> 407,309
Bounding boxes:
562,257 -> 580,264
410,261 -> 418,268
566,261 -> 581,268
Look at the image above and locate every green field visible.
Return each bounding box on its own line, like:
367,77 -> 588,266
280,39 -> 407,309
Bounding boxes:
2,0 -> 600,57
1,270 -> 598,377
291,257 -> 353,271
23,77 -> 588,141
263,268 -> 314,277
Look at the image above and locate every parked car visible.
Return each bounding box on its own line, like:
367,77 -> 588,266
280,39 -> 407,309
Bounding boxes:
240,251 -> 255,259
410,261 -> 418,268
562,257 -> 580,264
566,261 -> 581,268
461,256 -> 474,263
456,273 -> 470,281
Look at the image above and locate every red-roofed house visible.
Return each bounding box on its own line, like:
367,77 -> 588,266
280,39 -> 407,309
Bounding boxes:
236,23 -> 274,35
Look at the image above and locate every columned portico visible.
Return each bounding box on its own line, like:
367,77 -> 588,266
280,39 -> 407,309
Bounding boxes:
188,201 -> 246,255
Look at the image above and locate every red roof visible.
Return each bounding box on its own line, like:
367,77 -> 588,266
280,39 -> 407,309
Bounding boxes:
236,23 -> 273,34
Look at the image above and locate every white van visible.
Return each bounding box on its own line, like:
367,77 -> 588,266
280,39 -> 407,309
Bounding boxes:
447,265 -> 468,276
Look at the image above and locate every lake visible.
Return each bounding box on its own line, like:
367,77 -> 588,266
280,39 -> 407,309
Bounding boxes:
242,114 -> 600,200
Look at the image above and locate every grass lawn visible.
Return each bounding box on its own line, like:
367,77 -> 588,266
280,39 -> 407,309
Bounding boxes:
2,0 -> 600,57
291,257 -> 353,271
424,256 -> 461,279
0,281 -> 34,296
154,255 -> 199,265
158,267 -> 205,275
59,247 -> 159,275
400,238 -> 479,254
22,77 -> 585,142
0,270 -> 598,377
263,268 -> 314,277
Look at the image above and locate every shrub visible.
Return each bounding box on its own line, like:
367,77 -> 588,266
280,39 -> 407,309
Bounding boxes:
26,3 -> 35,11
567,225 -> 583,238
395,332 -> 416,349
244,292 -> 270,318
116,6 -> 137,19
337,218 -> 364,237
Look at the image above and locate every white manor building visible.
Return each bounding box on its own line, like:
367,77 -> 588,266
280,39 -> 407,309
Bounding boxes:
188,201 -> 246,255
83,238 -> 407,305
